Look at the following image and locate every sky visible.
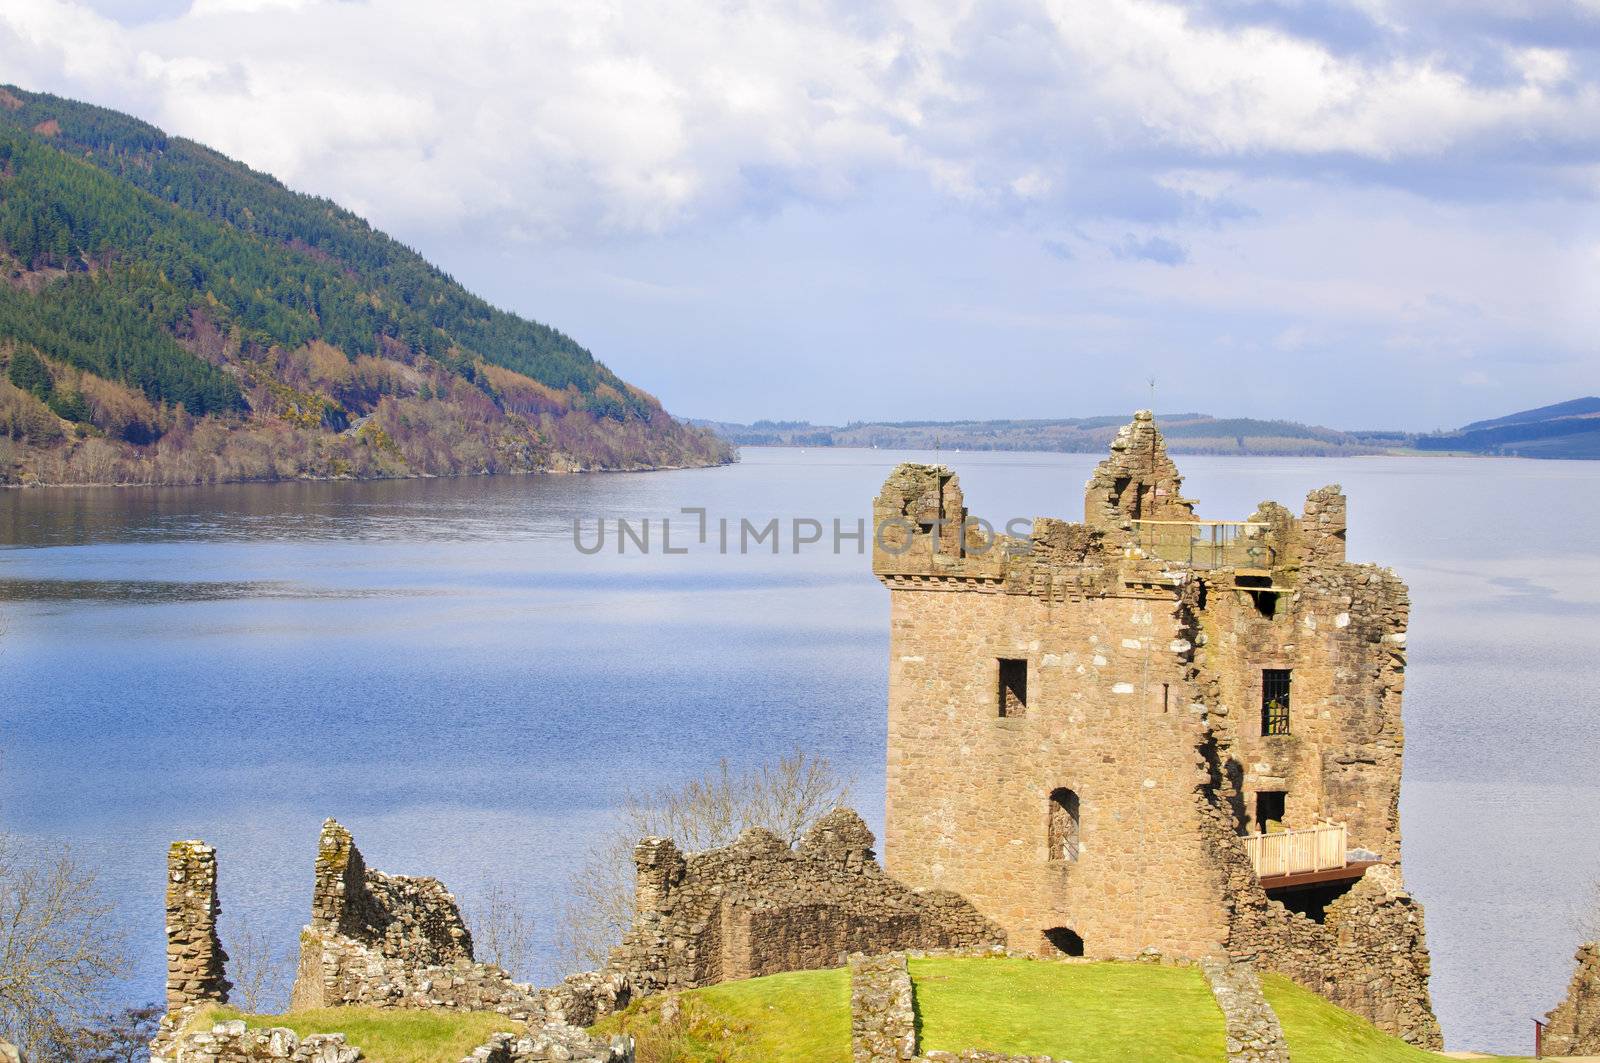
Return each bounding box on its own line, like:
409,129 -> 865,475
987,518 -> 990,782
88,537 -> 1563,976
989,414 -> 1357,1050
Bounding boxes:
1,0 -> 1598,430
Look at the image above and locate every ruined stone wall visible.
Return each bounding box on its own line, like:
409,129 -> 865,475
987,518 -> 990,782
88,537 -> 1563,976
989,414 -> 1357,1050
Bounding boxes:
1201,494 -> 1409,860
1083,410 -> 1196,533
165,841 -> 232,1012
1191,759 -> 1440,1049
457,1026 -> 633,1062
850,953 -> 915,1063
157,1020 -> 631,1063
603,809 -> 1002,1001
1544,943 -> 1600,1055
1200,957 -> 1288,1063
289,820 -> 542,1015
153,841 -> 233,1061
156,1021 -> 361,1063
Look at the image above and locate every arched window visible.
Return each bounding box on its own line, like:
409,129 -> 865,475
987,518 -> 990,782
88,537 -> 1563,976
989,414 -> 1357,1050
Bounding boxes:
1048,787 -> 1080,862
1044,927 -> 1085,957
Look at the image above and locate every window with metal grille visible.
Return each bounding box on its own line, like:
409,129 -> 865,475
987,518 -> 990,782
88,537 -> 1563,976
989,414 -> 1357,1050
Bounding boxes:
1261,669 -> 1291,735
998,658 -> 1027,717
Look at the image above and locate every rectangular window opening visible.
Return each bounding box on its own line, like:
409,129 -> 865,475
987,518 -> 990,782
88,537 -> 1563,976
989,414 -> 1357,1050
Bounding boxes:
998,658 -> 1027,718
1261,668 -> 1291,736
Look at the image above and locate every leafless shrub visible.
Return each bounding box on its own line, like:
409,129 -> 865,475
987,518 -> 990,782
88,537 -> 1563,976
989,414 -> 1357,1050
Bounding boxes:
467,880 -> 537,981
0,834 -> 128,1054
225,920 -> 295,1015
37,1002 -> 162,1063
554,751 -> 852,975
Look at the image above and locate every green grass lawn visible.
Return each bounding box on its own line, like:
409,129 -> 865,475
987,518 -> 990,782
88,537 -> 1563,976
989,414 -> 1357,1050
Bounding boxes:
193,962 -> 1539,1063
1261,975 -> 1533,1063
592,966 -> 852,1063
196,1006 -> 522,1063
912,956 -> 1226,1063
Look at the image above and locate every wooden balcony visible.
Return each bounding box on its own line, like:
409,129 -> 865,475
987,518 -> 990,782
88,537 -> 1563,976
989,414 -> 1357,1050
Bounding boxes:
1244,822 -> 1371,891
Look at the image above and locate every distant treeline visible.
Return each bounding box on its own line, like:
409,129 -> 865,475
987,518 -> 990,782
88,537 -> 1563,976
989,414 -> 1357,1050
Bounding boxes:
701,399 -> 1600,460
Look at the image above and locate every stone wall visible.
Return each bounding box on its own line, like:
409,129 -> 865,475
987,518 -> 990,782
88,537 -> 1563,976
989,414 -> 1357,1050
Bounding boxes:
600,809 -> 1001,1003
289,820 -> 543,1015
153,841 -> 233,1061
159,1021 -> 361,1063
1544,943 -> 1600,1056
871,411 -> 1438,1043
165,841 -> 231,1012
159,1020 -> 632,1063
846,950 -> 1062,1063
459,1028 -> 633,1062
1200,958 -> 1288,1063
850,953 -> 915,1063
1193,743 -> 1441,1049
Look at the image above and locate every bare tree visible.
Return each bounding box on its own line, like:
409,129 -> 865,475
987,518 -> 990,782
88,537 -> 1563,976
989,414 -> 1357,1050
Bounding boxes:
466,881 -> 537,981
225,920 -> 294,1015
554,751 -> 853,974
0,834 -> 128,1054
37,1003 -> 162,1063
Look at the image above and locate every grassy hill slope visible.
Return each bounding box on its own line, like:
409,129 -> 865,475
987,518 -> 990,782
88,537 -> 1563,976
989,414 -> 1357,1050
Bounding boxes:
591,957 -> 1534,1063
0,85 -> 731,485
197,959 -> 1535,1062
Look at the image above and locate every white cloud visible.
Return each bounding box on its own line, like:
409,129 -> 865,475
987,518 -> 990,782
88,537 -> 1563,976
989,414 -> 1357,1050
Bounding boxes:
0,0 -> 1594,238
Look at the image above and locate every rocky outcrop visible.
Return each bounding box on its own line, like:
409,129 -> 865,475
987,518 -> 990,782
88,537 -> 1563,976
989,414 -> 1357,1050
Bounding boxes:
1200,957 -> 1288,1063
1544,943 -> 1600,1056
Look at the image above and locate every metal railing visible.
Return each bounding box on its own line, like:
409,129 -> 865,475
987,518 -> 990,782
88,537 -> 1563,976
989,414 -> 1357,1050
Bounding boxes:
1130,519 -> 1276,571
1243,822 -> 1347,879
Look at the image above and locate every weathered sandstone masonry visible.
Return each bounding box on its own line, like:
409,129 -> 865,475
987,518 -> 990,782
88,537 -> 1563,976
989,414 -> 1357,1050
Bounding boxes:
289,819 -> 544,1015
158,814 -> 984,1061
872,411 -> 1439,1047
152,841 -> 233,1061
1201,957 -> 1288,1063
159,1019 -> 632,1063
165,841 -> 231,1012
603,808 -> 1002,1003
155,825 -> 633,1063
1544,943 -> 1600,1055
849,953 -> 916,1063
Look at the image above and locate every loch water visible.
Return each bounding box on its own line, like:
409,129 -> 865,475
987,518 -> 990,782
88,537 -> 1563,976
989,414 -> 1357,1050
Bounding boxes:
1,447 -> 1597,1055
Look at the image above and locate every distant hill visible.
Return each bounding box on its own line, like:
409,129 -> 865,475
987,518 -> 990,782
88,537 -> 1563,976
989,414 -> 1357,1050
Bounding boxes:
1415,396 -> 1600,458
706,400 -> 1600,460
696,414 -> 1388,457
0,85 -> 731,486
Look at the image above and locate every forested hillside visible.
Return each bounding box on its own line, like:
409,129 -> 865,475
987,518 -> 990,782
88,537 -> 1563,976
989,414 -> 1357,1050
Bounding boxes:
1414,396 -> 1600,458
0,85 -> 731,485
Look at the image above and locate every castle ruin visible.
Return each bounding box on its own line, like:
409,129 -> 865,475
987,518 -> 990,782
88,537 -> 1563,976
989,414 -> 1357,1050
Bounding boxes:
872,411 -> 1440,1046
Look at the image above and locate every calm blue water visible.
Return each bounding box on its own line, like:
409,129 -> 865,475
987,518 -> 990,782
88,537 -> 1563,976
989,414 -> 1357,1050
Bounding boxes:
1,447 -> 1597,1054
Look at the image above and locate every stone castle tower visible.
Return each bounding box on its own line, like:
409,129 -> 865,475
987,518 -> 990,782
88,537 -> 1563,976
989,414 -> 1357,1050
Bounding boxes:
872,411 -> 1441,1047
